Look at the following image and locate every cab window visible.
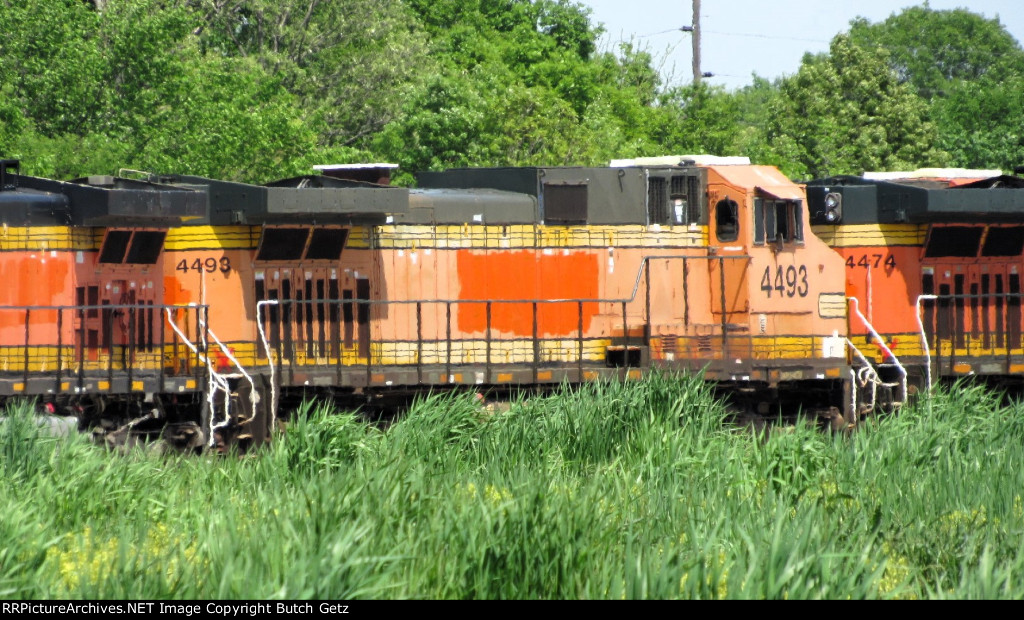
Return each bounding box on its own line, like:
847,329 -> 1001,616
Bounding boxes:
715,198 -> 739,242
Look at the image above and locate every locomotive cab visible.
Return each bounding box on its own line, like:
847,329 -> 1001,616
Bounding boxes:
702,162 -> 849,406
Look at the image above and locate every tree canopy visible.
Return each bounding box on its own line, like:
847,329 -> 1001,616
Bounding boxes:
760,35 -> 948,179
848,6 -> 1024,100
1,1 -> 1022,182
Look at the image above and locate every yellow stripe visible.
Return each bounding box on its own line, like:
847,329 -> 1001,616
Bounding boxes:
0,227 -> 100,251
812,224 -> 926,247
249,339 -> 614,367
2,222 -> 710,254
376,224 -> 709,250
164,226 -> 259,250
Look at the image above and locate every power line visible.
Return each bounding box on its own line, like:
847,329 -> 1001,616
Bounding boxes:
639,27 -> 830,45
639,27 -> 688,38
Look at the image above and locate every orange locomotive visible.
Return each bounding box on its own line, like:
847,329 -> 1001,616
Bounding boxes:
0,160 -> 212,446
808,168 -> 1024,406
2,156 -> 854,450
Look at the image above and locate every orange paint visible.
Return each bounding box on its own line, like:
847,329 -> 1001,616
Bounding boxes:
0,252 -> 72,335
457,250 -> 599,336
163,276 -> 192,305
839,246 -> 921,335
0,253 -> 71,306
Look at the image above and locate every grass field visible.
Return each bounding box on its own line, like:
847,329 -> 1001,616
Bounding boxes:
2,373 -> 1023,599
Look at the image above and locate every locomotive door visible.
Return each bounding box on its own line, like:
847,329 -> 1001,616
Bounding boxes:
103,278 -> 158,368
965,264 -> 1021,357
253,223 -> 364,368
256,265 -> 370,365
707,192 -> 750,325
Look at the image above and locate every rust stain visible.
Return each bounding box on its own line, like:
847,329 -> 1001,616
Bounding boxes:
456,250 -> 599,336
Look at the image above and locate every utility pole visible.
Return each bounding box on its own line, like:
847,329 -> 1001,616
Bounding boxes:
692,0 -> 702,85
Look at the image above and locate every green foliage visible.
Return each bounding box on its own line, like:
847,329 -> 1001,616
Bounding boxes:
933,76 -> 1024,171
762,35 -> 948,178
846,6 -> 1024,172
5,2 -> 1023,181
190,0 -> 432,149
848,7 -> 1024,101
4,377 -> 1024,598
650,83 -> 743,157
379,0 -> 665,173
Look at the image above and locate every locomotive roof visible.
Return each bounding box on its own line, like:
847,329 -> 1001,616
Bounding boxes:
8,174 -> 205,226
157,174 -> 409,225
708,164 -> 805,202
402,188 -> 538,225
807,174 -> 1024,224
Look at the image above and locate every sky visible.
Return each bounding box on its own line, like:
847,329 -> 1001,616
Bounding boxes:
581,0 -> 1024,91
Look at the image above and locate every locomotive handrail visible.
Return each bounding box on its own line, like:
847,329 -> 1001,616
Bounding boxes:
0,303 -> 210,311
252,255 -> 754,377
915,290 -> 1024,385
255,299 -> 279,431
252,254 -> 751,308
164,306 -> 230,448
848,297 -> 907,410
915,294 -> 939,390
0,302 -> 208,392
846,338 -> 881,414
196,311 -> 260,436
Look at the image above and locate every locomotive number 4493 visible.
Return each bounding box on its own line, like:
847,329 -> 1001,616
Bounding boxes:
761,265 -> 809,298
176,257 -> 232,274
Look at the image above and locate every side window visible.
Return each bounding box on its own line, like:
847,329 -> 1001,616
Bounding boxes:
715,198 -> 739,242
754,200 -> 803,245
669,175 -> 689,225
754,198 -> 765,245
650,174 -> 702,225
792,201 -> 804,242
775,202 -> 791,242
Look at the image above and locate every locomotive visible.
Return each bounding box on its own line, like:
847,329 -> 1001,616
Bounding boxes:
807,167 -> 1024,402
1,154 -> 864,450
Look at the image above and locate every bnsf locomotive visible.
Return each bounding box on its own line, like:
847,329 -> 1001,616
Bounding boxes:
808,168 -> 1024,402
1,155 -> 881,450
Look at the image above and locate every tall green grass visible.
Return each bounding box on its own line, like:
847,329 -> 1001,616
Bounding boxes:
1,374 -> 1023,599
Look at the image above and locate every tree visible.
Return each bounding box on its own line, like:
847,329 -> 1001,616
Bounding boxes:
762,35 -> 947,179
649,83 -> 742,158
189,0 -> 432,149
0,1 -> 321,180
933,75 -> 1024,171
848,6 -> 1024,172
849,6 -> 1024,100
377,0 -> 665,176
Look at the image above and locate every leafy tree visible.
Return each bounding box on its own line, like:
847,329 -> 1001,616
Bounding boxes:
762,35 -> 947,179
378,0 -> 663,175
848,5 -> 1024,100
126,52 -> 319,182
932,75 -> 1024,171
848,6 -> 1024,172
0,0 -> 320,180
0,0 -> 107,136
189,0 -> 432,149
649,83 -> 742,158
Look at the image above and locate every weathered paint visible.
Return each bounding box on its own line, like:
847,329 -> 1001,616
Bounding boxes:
456,250 -> 600,336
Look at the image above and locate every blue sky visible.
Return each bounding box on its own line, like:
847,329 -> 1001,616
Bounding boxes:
581,1 -> 1024,91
